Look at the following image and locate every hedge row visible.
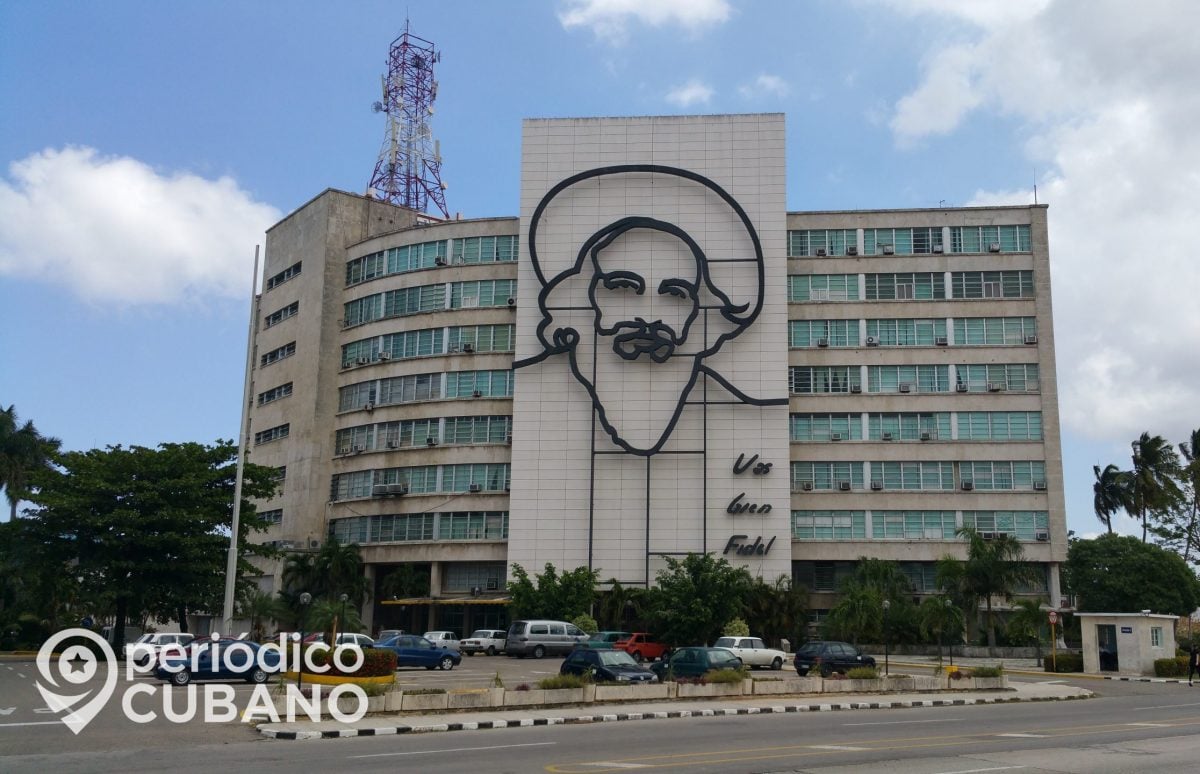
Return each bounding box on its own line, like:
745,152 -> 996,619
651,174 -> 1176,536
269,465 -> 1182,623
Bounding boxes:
1154,656 -> 1189,678
305,646 -> 397,677
1042,653 -> 1083,672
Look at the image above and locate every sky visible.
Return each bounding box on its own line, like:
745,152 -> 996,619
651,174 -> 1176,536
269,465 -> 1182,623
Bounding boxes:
2,0 -> 1198,539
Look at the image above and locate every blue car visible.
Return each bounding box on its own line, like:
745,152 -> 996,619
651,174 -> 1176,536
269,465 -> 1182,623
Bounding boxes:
155,639 -> 281,685
376,634 -> 461,670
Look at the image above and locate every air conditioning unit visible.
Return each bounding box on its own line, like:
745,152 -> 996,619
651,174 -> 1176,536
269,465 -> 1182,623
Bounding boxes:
815,247 -> 828,257
378,351 -> 390,360
850,385 -> 862,394
1036,531 -> 1050,541
955,383 -> 969,393
881,432 -> 894,441
961,481 -> 975,491
987,383 -> 1004,392
372,484 -> 389,497
920,431 -> 932,441
365,401 -> 374,411
356,356 -> 369,366
932,244 -> 945,254
830,433 -> 843,441
935,336 -> 949,346
1033,480 -> 1047,491
882,244 -> 895,255
988,242 -> 1002,252
838,481 -> 852,491
870,480 -> 883,491
506,297 -> 516,307
435,257 -> 447,266
817,338 -> 829,348
898,383 -> 912,393
352,445 -> 365,453
386,483 -> 409,496
846,246 -> 859,256
468,483 -> 483,493
980,531 -> 996,540
386,440 -> 399,449
472,389 -> 483,398
1024,335 -> 1039,345
866,336 -> 879,347
801,482 -> 814,492
463,343 -> 475,353
485,578 -> 499,590
426,436 -> 437,447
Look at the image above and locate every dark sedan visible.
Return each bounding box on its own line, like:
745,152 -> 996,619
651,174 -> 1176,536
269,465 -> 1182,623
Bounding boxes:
155,639 -> 281,685
561,648 -> 658,682
793,640 -> 876,677
375,634 -> 461,670
649,646 -> 742,681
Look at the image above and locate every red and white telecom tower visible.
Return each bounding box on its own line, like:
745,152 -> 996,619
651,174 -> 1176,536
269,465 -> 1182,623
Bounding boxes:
368,20 -> 449,218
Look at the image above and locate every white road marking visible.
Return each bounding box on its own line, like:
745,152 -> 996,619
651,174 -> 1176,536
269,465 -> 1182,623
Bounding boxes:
934,767 -> 1025,774
1133,702 -> 1200,711
1128,722 -> 1171,727
584,764 -> 649,769
1040,679 -> 1065,684
0,721 -> 62,729
845,717 -> 961,726
16,673 -> 26,679
809,744 -> 869,751
995,733 -> 1045,738
350,741 -> 556,759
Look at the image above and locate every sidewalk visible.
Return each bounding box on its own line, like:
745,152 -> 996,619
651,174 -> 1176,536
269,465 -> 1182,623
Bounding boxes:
257,681 -> 1092,741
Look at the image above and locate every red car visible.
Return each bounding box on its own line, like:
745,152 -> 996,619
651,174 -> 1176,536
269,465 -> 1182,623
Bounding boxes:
613,633 -> 670,662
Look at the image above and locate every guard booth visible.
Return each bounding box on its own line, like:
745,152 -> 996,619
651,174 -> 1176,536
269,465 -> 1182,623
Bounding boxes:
1078,612 -> 1178,676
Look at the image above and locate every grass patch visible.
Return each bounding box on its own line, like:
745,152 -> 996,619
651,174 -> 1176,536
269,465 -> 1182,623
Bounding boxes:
971,666 -> 1004,678
402,687 -> 446,696
846,666 -> 879,679
537,673 -> 591,690
703,667 -> 748,684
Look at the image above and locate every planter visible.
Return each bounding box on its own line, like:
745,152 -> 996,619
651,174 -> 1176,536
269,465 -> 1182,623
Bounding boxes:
883,676 -> 917,692
593,683 -> 672,702
541,687 -> 586,705
384,690 -> 404,711
400,692 -> 449,712
281,671 -> 395,688
752,678 -> 814,695
675,682 -> 745,699
447,689 -> 501,710
503,689 -> 548,707
968,676 -> 1008,690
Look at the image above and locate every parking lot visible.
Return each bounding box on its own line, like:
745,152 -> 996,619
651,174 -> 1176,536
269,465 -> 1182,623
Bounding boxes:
393,649 -> 632,689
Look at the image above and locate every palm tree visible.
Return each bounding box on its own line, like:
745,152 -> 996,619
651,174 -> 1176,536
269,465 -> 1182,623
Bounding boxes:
917,596 -> 964,666
379,564 -> 431,601
1006,598 -> 1048,656
281,551 -> 319,596
1130,432 -> 1184,542
1179,429 -> 1200,563
0,405 -> 61,520
238,587 -> 283,641
741,574 -> 809,649
823,583 -> 882,645
314,538 -> 369,605
1092,463 -> 1130,535
955,527 -> 1037,651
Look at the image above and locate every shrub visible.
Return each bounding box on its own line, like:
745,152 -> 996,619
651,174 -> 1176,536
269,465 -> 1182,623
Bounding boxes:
538,673 -> 591,690
972,666 -> 1004,678
1042,653 -> 1084,673
514,683 -> 531,691
403,687 -> 445,696
1154,656 -> 1189,677
305,646 -> 397,677
948,669 -> 966,680
492,672 -> 504,688
722,618 -> 750,637
703,667 -> 747,684
846,666 -> 879,679
571,613 -> 599,634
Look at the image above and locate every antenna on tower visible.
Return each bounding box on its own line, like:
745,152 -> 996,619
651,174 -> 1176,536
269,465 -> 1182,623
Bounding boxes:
368,18 -> 449,218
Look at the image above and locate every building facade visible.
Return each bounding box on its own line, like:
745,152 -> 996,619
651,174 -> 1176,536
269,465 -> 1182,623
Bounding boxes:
245,114 -> 1066,636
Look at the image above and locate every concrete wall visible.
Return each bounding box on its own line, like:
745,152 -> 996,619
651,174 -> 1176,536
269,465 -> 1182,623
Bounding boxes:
1080,613 -> 1177,676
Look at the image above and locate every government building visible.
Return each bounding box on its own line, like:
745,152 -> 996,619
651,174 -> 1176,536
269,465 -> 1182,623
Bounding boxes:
244,114 -> 1066,636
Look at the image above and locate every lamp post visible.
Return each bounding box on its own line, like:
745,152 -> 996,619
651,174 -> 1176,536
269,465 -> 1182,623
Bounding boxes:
338,592 -> 349,643
297,592 -> 312,689
944,598 -> 954,668
882,599 -> 891,676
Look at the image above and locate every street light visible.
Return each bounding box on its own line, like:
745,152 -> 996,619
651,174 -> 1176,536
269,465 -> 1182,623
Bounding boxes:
882,599 -> 891,676
944,598 -> 954,668
338,593 -> 349,643
298,592 -> 312,689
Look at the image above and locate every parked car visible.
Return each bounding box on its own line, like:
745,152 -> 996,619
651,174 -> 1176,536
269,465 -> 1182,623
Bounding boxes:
124,632 -> 195,667
793,641 -> 876,677
376,629 -> 404,641
301,632 -> 375,648
614,633 -> 670,662
560,648 -> 658,683
155,639 -> 281,685
460,629 -> 507,656
576,631 -> 632,650
650,646 -> 742,681
505,620 -> 588,658
422,631 -> 460,651
713,636 -> 787,670
376,634 -> 461,670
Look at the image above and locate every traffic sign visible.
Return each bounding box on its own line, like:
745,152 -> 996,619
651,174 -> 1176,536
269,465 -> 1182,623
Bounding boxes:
1048,610 -> 1058,625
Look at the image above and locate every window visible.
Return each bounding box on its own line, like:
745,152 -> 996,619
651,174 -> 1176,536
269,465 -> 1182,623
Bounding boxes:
788,229 -> 857,257
898,563 -> 940,593
866,318 -> 946,346
443,415 -> 512,445
264,301 -> 298,328
443,562 -> 507,593
792,511 -> 866,540
957,412 -> 1043,441
254,424 -> 289,445
962,511 -> 1049,540
259,509 -> 282,526
446,370 -> 515,398
791,462 -> 865,491
872,462 -> 955,491
338,381 -> 378,412
346,240 -> 447,286
789,366 -> 862,394
257,382 -> 293,406
872,511 -> 957,540
959,461 -> 1046,490
951,271 -> 1034,299
865,273 -> 945,300
867,365 -> 950,393
450,279 -> 517,309
950,225 -> 1031,253
793,561 -> 857,593
790,413 -> 863,441
331,513 -> 436,543
260,342 -> 296,367
335,424 -> 378,454
868,412 -> 951,441
443,463 -> 511,492
864,227 -> 943,255
377,373 -> 442,406
437,512 -> 509,540
788,274 -> 859,302
955,363 -> 1040,392
266,261 -> 301,290
1152,627 -> 1163,647
446,324 -> 515,353
341,328 -> 444,367
953,317 -> 1037,345
789,319 -> 859,347
452,235 -> 518,264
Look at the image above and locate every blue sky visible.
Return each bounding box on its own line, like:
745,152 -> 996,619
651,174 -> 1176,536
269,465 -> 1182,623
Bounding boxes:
2,1 -> 1198,538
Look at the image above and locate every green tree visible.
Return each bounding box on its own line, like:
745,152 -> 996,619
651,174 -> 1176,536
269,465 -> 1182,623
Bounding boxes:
647,553 -> 752,647
379,564 -> 431,600
306,597 -> 364,641
823,583 -> 882,645
945,527 -> 1037,651
824,559 -> 918,646
238,587 -> 284,641
570,613 -> 598,633
1065,533 -> 1200,616
596,579 -> 651,630
23,440 -> 277,645
1006,598 -> 1048,653
1130,432 -> 1184,543
0,405 -> 61,521
741,575 -> 808,649
722,617 -> 750,637
314,538 -> 369,605
1178,429 -> 1200,564
506,563 -> 598,620
917,596 -> 964,664
1092,463 -> 1130,536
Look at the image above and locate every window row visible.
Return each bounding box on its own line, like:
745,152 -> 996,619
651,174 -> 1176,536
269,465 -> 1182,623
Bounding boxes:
792,510 -> 1049,542
260,341 -> 295,367
335,415 -> 512,454
330,511 -> 509,544
790,412 -> 1041,442
254,424 -> 289,446
341,324 -> 515,367
330,463 -> 511,501
338,369 -> 515,411
788,317 -> 1037,348
788,225 -> 1031,257
788,364 -> 1039,394
346,235 -> 519,287
257,382 -> 293,406
796,559 -> 1049,594
789,271 -> 1035,301
265,261 -> 301,291
790,460 -> 1047,491
343,279 -> 517,327
264,301 -> 298,328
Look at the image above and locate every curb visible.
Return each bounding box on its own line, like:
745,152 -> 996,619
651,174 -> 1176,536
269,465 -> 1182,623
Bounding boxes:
887,660 -> 1106,681
1104,676 -> 1191,684
258,693 -> 1091,741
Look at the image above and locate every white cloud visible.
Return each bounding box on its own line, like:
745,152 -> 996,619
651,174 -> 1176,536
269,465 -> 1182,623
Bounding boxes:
739,74 -> 790,100
665,79 -> 714,108
0,147 -> 280,306
559,0 -> 731,43
890,0 -> 1200,446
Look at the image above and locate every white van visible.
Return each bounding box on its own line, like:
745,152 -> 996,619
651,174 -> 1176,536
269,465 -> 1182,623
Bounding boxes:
505,620 -> 588,658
